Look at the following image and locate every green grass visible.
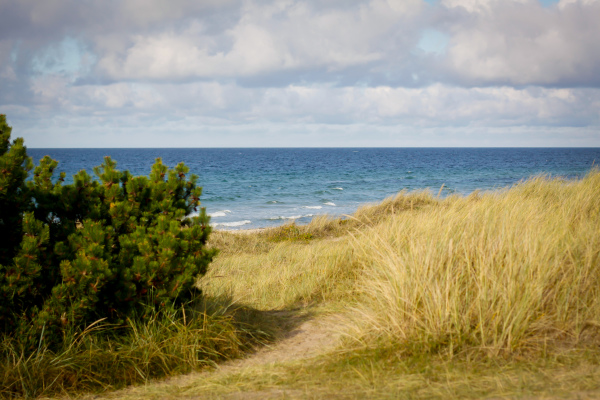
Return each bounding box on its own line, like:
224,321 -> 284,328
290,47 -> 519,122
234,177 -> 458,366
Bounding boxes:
0,300 -> 276,399
169,349 -> 600,399
3,170 -> 600,399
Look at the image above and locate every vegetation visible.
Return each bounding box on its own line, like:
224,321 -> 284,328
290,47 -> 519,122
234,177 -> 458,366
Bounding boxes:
191,170 -> 600,398
346,175 -> 600,358
0,305 -> 264,398
78,170 -> 598,399
0,115 -> 273,398
1,113 -> 217,345
2,114 -> 600,398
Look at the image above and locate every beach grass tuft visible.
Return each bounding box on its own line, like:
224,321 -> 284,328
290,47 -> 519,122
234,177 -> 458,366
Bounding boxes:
344,171 -> 600,358
0,300 -> 273,399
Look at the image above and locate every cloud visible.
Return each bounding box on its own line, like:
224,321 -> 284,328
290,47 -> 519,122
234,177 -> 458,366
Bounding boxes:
440,0 -> 600,86
19,77 -> 600,127
95,0 -> 424,81
0,0 -> 599,147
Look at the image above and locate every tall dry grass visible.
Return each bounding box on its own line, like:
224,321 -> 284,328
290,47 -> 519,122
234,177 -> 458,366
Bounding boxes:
345,171 -> 600,357
205,172 -> 600,358
200,238 -> 358,310
202,190 -> 438,311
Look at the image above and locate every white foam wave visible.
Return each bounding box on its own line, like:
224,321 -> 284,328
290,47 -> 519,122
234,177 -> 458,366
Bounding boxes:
209,210 -> 232,218
213,220 -> 251,227
303,206 -> 322,209
268,214 -> 314,221
324,202 -> 336,206
332,187 -> 343,191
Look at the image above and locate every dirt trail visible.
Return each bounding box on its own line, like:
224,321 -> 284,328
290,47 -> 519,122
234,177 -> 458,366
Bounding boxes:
221,313 -> 342,371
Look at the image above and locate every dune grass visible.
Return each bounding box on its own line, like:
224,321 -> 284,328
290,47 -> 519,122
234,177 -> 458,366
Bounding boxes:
200,235 -> 357,310
202,190 -> 436,310
210,171 -> 600,359
190,170 -> 600,398
3,170 -> 600,399
344,172 -> 600,359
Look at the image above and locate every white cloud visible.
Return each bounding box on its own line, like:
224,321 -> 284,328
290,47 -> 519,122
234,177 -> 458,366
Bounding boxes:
1,0 -> 599,147
96,0 -> 422,80
441,0 -> 530,13
23,78 -> 600,128
441,0 -> 600,86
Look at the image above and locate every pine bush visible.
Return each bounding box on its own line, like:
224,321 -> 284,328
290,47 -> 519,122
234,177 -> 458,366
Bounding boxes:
0,115 -> 216,350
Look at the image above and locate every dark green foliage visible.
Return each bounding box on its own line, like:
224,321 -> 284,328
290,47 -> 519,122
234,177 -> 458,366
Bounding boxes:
0,114 -> 216,350
0,115 -> 33,266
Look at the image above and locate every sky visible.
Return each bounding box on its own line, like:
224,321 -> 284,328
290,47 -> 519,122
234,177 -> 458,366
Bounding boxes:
1,0 -> 599,148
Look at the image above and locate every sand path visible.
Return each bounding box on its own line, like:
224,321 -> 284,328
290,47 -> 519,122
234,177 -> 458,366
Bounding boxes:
222,313 -> 341,369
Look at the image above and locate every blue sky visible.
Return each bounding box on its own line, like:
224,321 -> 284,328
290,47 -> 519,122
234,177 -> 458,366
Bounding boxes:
0,0 -> 599,147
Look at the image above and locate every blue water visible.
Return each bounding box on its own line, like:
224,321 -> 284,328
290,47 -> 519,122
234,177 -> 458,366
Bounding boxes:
27,148 -> 600,230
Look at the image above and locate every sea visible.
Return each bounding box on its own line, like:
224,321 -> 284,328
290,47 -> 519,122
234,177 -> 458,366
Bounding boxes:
28,148 -> 600,230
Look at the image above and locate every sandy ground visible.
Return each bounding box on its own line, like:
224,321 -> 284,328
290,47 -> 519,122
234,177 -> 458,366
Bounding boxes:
219,313 -> 342,369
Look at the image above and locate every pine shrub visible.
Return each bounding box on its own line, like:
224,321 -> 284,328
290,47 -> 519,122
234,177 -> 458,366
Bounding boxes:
0,114 -> 216,350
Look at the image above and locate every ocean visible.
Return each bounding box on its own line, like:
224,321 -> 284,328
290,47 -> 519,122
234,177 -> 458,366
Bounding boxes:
28,148 -> 600,230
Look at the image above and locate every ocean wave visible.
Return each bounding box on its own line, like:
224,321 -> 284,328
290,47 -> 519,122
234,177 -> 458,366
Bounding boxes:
323,202 -> 336,206
303,206 -> 322,209
266,200 -> 283,204
213,220 -> 251,227
209,210 -> 232,218
332,187 -> 344,191
268,214 -> 315,221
